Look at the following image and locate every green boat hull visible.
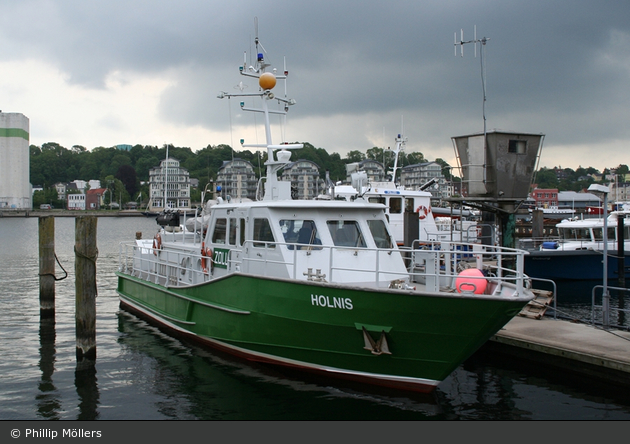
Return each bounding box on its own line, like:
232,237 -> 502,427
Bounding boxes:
117,272 -> 528,392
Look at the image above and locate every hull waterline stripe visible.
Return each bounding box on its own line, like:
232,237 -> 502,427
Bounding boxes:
118,295 -> 440,390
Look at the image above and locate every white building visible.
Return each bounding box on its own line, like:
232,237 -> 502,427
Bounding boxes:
0,113 -> 30,209
216,158 -> 257,201
67,193 -> 86,210
148,157 -> 191,211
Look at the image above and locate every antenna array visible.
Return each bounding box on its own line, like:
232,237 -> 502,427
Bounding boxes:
454,26 -> 491,143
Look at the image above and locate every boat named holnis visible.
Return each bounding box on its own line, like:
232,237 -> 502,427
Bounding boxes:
116,25 -> 536,393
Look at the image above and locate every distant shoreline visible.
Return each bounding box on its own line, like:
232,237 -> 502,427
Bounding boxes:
0,209 -> 149,218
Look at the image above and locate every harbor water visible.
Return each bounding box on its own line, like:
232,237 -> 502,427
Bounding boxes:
1,216 -> 630,420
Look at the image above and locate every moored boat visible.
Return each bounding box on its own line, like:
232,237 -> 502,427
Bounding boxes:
116,24 -> 536,393
523,206 -> 630,281
334,134 -> 481,246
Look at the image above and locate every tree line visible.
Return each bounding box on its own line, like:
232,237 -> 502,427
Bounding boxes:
32,140 -> 625,208
534,164 -> 629,191
30,141 -> 442,208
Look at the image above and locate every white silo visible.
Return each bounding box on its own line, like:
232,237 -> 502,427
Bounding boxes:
0,112 -> 31,209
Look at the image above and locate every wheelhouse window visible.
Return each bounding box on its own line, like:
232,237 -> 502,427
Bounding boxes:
212,218 -> 227,244
592,227 -> 616,242
561,228 -> 591,241
327,220 -> 366,248
239,218 -> 245,247
280,219 -> 322,250
367,220 -> 393,248
253,218 -> 275,248
229,218 -> 237,245
368,197 -> 385,205
389,197 -> 402,214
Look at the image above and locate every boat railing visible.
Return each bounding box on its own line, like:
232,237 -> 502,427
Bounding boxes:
405,240 -> 528,295
236,239 -> 530,295
591,285 -> 630,331
236,240 -> 409,286
118,240 -> 212,287
118,237 -> 531,297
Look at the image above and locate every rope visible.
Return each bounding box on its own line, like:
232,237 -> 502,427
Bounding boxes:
38,253 -> 68,281
74,245 -> 99,264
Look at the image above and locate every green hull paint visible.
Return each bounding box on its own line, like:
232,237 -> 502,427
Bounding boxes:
117,272 -> 528,390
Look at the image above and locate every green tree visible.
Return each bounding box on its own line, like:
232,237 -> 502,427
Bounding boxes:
345,150 -> 365,163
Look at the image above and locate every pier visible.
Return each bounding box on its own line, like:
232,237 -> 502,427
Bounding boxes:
486,316 -> 630,385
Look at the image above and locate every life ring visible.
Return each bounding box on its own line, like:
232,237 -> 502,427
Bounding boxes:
201,243 -> 213,273
416,205 -> 431,220
152,233 -> 162,255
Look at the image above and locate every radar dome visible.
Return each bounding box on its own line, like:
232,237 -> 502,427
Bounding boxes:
259,72 -> 276,90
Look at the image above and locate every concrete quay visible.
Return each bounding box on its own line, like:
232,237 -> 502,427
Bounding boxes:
487,315 -> 630,385
0,209 -> 147,218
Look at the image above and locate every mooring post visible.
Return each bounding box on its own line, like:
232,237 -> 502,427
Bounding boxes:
39,216 -> 56,317
75,216 -> 98,361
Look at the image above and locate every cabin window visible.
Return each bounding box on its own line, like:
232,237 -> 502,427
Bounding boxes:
593,227 -> 617,241
212,218 -> 227,244
239,218 -> 246,247
253,218 -> 275,248
327,220 -> 367,248
280,219 -> 322,250
368,197 -> 386,206
561,228 -> 590,241
229,218 -> 237,245
368,220 -> 393,248
389,197 -> 402,214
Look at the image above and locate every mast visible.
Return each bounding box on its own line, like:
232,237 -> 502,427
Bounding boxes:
164,144 -> 169,210
389,133 -> 407,186
217,18 -> 302,201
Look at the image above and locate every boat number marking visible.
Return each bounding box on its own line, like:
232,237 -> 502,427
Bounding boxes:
214,248 -> 229,269
311,294 -> 353,310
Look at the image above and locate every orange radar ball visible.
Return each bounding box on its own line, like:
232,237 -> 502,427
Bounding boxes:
259,72 -> 277,90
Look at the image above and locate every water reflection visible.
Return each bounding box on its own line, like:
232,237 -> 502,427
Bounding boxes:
75,361 -> 99,420
115,310 -> 444,420
37,315 -> 60,420
3,216 -> 630,420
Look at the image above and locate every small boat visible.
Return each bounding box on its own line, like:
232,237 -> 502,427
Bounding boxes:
528,206 -> 576,220
523,205 -> 630,281
116,23 -> 536,393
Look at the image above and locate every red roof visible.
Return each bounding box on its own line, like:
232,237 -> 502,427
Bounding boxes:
87,188 -> 107,195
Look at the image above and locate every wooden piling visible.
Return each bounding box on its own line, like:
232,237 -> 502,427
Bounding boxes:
38,216 -> 55,317
75,216 -> 98,361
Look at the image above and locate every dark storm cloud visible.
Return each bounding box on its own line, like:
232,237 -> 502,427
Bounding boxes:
1,0 -> 629,166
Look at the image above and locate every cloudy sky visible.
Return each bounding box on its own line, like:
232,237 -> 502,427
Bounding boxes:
1,0 -> 629,171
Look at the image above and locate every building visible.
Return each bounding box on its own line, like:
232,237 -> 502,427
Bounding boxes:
530,188 -> 559,208
0,113 -> 30,209
216,158 -> 257,201
54,182 -> 67,201
86,188 -> 107,210
556,191 -> 601,210
401,161 -> 450,201
345,160 -> 386,184
67,193 -> 86,210
610,181 -> 630,203
148,157 -> 191,211
281,159 -> 321,199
